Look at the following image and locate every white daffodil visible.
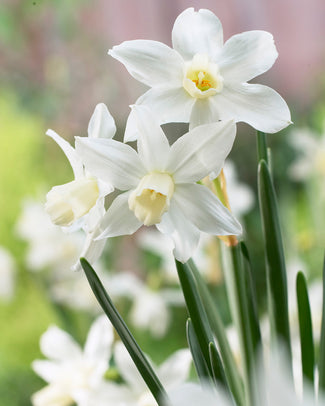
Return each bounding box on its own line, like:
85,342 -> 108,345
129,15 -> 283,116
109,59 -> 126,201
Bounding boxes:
109,7 -> 291,141
76,106 -> 241,263
31,315 -> 114,406
45,103 -> 115,270
111,343 -> 192,406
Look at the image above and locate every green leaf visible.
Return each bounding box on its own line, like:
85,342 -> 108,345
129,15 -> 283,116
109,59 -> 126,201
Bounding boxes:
240,242 -> 262,354
186,319 -> 211,382
175,260 -> 215,379
226,244 -> 256,406
188,259 -> 244,406
80,258 -> 168,406
258,160 -> 291,359
318,254 -> 325,391
296,272 -> 315,388
209,341 -> 229,391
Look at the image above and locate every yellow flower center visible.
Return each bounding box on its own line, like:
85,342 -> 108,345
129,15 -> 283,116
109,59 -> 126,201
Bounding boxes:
45,177 -> 99,227
183,53 -> 223,99
128,172 -> 174,226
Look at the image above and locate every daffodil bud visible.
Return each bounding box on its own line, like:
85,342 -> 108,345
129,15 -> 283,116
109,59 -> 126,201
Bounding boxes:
128,172 -> 174,226
45,177 -> 99,227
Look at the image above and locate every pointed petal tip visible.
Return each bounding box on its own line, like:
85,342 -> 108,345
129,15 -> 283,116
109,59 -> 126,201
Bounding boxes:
46,128 -> 59,138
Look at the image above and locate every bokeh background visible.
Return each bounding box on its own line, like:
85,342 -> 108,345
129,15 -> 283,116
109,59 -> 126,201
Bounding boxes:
1,0 -> 325,404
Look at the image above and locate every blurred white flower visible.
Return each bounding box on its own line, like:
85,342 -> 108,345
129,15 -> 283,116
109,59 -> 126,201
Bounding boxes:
222,161 -> 255,218
16,198 -> 84,273
170,351 -> 322,406
87,343 -> 192,406
288,125 -> 325,181
137,229 -> 177,281
108,270 -> 183,338
32,315 -> 114,406
45,103 -> 115,270
76,105 -> 241,263
138,228 -> 223,283
169,383 -> 229,406
109,7 -> 291,141
50,266 -> 182,337
0,247 -> 16,300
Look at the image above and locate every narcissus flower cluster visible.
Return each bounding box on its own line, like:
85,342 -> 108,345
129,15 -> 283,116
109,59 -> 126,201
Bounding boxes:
44,7 -> 291,266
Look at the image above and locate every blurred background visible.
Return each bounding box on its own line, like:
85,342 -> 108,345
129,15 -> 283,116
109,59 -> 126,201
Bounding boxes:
1,0 -> 325,404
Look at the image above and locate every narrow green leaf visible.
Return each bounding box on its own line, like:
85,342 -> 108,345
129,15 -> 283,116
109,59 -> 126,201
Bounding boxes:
186,319 -> 211,382
296,271 -> 315,388
258,160 -> 291,359
240,242 -> 262,354
209,341 -> 229,391
176,260 -> 214,378
318,254 -> 325,391
188,259 -> 244,406
80,258 -> 168,406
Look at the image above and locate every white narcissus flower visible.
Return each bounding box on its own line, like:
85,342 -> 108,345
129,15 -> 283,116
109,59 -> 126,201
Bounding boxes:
109,7 -> 291,141
107,343 -> 192,406
45,103 -> 115,270
31,315 -> 114,406
76,106 -> 241,263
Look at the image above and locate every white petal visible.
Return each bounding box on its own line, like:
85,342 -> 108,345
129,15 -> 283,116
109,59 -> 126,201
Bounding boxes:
168,120 -> 236,183
158,349 -> 192,389
124,88 -> 194,142
157,200 -> 200,263
219,30 -> 278,82
172,8 -> 223,61
170,383 -> 231,406
215,83 -> 292,133
40,326 -> 82,361
32,360 -> 61,383
75,137 -> 145,190
132,105 -> 170,171
46,129 -> 84,179
109,40 -> 184,87
97,192 -> 143,239
174,184 -> 242,235
71,232 -> 106,272
84,315 -> 114,361
114,341 -> 147,393
31,384 -> 72,406
189,98 -> 221,129
87,103 -> 116,139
